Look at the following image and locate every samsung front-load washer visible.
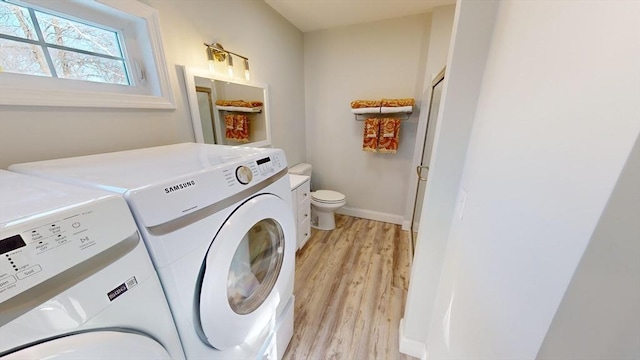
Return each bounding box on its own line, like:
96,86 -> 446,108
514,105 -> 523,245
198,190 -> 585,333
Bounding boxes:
10,143 -> 297,360
0,170 -> 185,359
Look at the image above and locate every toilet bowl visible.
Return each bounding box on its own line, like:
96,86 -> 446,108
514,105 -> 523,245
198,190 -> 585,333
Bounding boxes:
288,163 -> 346,231
311,190 -> 346,230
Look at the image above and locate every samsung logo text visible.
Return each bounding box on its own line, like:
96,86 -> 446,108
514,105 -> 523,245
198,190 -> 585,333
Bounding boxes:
164,180 -> 196,193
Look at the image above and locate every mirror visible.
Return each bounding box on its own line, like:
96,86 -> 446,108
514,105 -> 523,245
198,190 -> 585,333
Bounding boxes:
184,67 -> 271,147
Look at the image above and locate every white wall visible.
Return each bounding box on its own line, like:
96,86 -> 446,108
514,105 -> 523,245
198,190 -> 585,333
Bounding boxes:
401,1 -> 497,356
303,14 -> 431,223
536,135 -> 640,359
0,0 -> 306,169
422,1 -> 640,359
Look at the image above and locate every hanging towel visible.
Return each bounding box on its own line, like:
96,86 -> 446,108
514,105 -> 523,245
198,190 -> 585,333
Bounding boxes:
234,114 -> 250,143
362,118 -> 379,152
225,114 -> 236,140
378,118 -> 401,154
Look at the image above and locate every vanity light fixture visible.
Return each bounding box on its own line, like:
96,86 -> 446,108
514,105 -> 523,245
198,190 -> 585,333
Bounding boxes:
204,42 -> 250,81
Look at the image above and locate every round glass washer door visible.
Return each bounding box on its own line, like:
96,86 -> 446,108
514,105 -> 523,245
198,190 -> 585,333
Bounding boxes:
198,194 -> 295,350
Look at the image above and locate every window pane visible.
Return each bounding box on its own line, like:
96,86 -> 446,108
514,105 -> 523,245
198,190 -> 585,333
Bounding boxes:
35,11 -> 122,57
49,48 -> 128,85
0,2 -> 38,40
0,38 -> 51,76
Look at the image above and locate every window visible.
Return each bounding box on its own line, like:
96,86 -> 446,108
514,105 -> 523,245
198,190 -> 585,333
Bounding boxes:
0,0 -> 174,109
1,1 -> 130,84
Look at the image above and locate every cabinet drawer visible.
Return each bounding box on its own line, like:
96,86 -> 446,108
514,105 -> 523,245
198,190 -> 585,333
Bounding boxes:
298,216 -> 311,249
296,181 -> 310,205
290,190 -> 297,224
297,198 -> 310,224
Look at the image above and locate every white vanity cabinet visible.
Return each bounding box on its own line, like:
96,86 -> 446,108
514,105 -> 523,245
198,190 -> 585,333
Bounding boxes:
289,174 -> 311,250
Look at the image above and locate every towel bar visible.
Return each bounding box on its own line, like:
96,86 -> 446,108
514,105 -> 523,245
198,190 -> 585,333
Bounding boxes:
354,112 -> 411,121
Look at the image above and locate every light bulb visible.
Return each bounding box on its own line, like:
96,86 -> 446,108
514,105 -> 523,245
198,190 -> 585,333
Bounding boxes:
227,54 -> 234,77
206,46 -> 216,74
244,59 -> 251,81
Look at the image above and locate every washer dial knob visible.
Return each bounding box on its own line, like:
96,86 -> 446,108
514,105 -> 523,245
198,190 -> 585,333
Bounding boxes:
235,166 -> 253,185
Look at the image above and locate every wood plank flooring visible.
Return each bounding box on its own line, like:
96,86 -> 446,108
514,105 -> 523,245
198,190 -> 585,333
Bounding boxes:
283,215 -> 416,360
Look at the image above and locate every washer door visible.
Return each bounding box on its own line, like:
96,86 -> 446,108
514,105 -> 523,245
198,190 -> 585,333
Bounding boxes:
2,331 -> 171,359
198,193 -> 295,350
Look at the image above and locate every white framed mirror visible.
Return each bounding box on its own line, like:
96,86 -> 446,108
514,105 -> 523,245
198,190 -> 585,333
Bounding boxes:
184,67 -> 271,147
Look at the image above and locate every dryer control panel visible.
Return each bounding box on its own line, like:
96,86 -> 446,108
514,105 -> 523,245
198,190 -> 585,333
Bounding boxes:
0,197 -> 137,303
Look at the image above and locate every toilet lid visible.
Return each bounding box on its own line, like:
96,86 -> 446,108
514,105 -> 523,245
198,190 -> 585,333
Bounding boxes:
312,190 -> 345,203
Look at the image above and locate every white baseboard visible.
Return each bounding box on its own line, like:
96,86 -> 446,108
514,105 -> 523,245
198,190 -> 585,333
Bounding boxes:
399,318 -> 427,360
401,220 -> 411,231
336,206 -> 404,225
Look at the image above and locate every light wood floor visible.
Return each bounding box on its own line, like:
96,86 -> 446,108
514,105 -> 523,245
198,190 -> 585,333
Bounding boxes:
283,215 -> 415,360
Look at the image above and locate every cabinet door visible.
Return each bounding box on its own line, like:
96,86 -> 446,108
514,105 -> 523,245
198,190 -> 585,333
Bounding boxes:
290,189 -> 299,249
298,215 -> 311,249
296,181 -> 310,205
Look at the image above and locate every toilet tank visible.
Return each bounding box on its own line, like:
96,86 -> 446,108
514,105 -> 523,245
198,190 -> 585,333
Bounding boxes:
289,163 -> 312,176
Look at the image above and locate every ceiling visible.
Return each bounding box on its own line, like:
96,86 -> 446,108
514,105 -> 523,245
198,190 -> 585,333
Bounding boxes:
264,0 -> 456,33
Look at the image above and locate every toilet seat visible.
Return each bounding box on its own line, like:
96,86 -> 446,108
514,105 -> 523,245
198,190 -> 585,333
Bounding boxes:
312,190 -> 345,204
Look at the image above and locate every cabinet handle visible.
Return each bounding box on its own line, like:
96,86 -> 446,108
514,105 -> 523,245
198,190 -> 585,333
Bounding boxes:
304,213 -> 308,218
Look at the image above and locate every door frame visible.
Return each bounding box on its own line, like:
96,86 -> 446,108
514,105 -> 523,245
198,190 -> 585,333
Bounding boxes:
403,67 -> 446,236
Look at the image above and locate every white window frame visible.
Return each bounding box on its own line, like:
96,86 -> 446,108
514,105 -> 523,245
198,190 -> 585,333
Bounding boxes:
0,0 -> 175,109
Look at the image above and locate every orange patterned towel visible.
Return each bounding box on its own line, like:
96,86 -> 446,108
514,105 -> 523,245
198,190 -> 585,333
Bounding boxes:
215,100 -> 263,108
234,114 -> 249,143
381,98 -> 415,107
378,118 -> 401,154
351,100 -> 381,109
224,114 -> 235,140
362,118 -> 379,152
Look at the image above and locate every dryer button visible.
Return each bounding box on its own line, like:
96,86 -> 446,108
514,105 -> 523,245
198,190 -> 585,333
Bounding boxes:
235,166 -> 253,185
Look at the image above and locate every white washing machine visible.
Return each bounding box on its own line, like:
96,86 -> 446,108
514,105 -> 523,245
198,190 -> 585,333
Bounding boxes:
0,170 -> 185,359
10,143 -> 296,360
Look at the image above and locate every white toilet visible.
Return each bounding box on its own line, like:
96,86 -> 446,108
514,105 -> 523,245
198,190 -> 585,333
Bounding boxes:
288,163 -> 346,231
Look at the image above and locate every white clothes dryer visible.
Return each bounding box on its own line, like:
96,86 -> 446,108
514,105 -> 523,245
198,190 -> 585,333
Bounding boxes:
10,143 -> 297,360
0,170 -> 185,359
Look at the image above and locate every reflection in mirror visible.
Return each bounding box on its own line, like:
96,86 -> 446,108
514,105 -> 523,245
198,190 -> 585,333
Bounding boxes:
184,67 -> 271,147
196,86 -> 217,144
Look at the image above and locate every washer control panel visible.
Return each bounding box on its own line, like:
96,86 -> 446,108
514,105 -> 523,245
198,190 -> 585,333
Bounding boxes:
0,197 -> 134,302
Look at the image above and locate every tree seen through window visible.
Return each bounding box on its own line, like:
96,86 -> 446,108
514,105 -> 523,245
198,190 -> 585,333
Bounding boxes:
0,1 -> 130,85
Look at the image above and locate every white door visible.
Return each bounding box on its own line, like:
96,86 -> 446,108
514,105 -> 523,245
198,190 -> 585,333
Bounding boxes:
2,331 -> 171,359
197,193 -> 295,350
411,73 -> 445,253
